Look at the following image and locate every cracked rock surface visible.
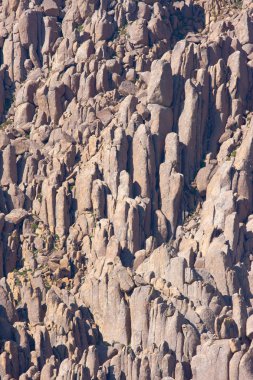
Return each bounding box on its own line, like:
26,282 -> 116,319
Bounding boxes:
0,0 -> 253,379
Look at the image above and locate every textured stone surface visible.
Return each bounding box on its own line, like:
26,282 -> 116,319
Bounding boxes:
0,0 -> 252,379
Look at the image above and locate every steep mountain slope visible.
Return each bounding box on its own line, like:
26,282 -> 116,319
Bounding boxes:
0,0 -> 252,379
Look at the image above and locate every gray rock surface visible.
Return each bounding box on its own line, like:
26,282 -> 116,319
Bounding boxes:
0,0 -> 252,379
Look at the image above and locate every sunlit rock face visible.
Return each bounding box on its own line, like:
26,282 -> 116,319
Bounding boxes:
0,0 -> 252,379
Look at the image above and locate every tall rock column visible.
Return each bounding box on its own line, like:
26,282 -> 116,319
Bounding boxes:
147,59 -> 173,168
159,133 -> 183,237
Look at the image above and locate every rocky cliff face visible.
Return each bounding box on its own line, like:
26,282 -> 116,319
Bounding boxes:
0,0 -> 252,379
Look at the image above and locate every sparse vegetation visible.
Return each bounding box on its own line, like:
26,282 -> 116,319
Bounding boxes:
114,25 -> 129,40
76,24 -> 84,33
37,193 -> 43,203
232,0 -> 243,9
13,268 -> 32,287
0,119 -> 12,130
1,0 -> 253,377
31,222 -> 39,233
43,276 -> 52,290
119,26 -> 128,36
227,149 -> 237,160
32,248 -> 38,257
14,277 -> 22,286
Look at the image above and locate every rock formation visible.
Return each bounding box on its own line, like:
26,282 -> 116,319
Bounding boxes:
0,0 -> 252,379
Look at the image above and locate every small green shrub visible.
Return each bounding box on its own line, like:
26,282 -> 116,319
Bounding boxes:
227,149 -> 237,160
31,222 -> 38,233
0,119 -> 12,130
76,24 -> 84,33
33,248 -> 38,257
37,193 -> 42,203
